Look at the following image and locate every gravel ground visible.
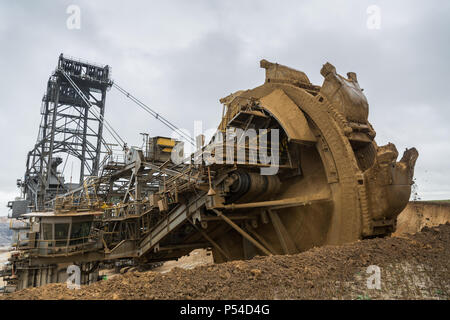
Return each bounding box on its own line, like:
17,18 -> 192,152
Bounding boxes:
2,223 -> 449,300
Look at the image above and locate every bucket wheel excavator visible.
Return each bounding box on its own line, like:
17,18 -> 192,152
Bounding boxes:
2,57 -> 418,291
202,59 -> 418,262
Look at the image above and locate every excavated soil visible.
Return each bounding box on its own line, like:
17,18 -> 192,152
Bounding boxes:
3,223 -> 449,300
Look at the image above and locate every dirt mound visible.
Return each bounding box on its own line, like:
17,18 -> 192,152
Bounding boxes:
151,249 -> 214,273
3,223 -> 449,300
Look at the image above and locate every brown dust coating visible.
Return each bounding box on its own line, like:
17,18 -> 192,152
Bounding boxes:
2,60 -> 420,291
3,223 -> 449,300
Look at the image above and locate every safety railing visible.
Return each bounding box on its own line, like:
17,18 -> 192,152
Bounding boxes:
15,235 -> 99,257
102,202 -> 146,220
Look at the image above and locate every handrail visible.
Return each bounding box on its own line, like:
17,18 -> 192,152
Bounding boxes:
15,235 -> 99,257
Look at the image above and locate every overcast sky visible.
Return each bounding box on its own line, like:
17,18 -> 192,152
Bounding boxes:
0,0 -> 449,215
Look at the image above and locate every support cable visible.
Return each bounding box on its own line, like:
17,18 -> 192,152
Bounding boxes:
60,70 -> 126,149
112,83 -> 195,146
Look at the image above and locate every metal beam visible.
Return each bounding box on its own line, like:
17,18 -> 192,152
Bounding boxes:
268,209 -> 298,254
211,208 -> 272,256
245,223 -> 279,255
138,195 -> 206,256
188,218 -> 231,261
212,195 -> 331,211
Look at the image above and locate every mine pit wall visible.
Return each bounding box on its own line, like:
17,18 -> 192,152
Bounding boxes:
394,201 -> 450,236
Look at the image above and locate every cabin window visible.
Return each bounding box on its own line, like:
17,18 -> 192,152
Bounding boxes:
54,223 -> 69,247
70,222 -> 91,245
42,223 -> 53,242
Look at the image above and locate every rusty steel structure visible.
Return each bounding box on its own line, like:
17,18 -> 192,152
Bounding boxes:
8,54 -> 112,217
1,56 -> 418,292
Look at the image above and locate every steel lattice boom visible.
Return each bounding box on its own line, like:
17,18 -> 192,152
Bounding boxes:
11,54 -> 112,215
